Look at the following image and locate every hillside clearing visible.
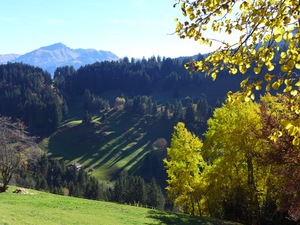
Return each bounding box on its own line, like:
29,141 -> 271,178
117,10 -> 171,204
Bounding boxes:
40,110 -> 175,180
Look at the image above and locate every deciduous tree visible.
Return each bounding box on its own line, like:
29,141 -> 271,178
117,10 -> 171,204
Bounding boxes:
0,117 -> 37,192
164,122 -> 205,215
203,97 -> 270,223
173,0 -> 300,145
260,93 -> 300,221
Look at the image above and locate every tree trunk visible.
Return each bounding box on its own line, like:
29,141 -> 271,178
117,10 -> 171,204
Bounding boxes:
247,157 -> 260,225
197,198 -> 202,216
190,195 -> 195,216
0,168 -> 12,192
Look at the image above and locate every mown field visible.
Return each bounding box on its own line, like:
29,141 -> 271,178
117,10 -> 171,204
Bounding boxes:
0,187 -> 239,225
40,108 -> 175,180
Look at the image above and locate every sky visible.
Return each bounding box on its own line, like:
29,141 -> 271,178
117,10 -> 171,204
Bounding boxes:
0,0 -> 218,59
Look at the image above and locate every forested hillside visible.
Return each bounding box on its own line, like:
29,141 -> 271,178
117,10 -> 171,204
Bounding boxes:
0,58 -> 256,187
0,57 -> 245,134
0,63 -> 68,133
0,58 -> 238,204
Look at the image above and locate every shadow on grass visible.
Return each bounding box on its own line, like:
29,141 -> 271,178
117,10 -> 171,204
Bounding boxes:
146,210 -> 237,225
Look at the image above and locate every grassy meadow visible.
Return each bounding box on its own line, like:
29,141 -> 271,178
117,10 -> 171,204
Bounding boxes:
40,107 -> 175,180
0,186 -> 239,225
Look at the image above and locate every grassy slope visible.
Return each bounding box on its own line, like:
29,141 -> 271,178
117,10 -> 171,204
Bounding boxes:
40,108 -> 175,180
0,187 -> 239,225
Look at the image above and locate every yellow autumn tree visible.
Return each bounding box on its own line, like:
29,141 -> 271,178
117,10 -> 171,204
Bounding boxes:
164,122 -> 205,216
173,0 -> 300,145
203,96 -> 273,224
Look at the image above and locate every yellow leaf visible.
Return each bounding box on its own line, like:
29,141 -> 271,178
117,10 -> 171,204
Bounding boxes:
186,7 -> 193,15
283,86 -> 292,92
287,60 -> 295,69
254,67 -> 261,74
264,34 -> 272,42
281,65 -> 289,72
239,1 -> 248,10
244,96 -> 251,102
292,137 -> 300,146
274,26 -> 285,35
240,78 -> 248,88
290,90 -> 298,96
272,81 -> 280,90
190,13 -> 196,20
275,34 -> 282,42
252,17 -> 260,23
290,126 -> 299,136
284,79 -> 292,85
284,122 -> 293,130
264,73 -> 274,82
211,72 -> 217,81
280,52 -> 287,59
230,67 -> 237,74
255,81 -> 263,90
283,32 -> 293,40
239,65 -> 247,74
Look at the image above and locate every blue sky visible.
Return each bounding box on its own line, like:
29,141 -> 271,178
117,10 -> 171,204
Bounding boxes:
0,0 -> 213,58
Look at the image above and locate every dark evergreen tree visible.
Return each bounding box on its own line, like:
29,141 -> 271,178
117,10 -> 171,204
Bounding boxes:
197,97 -> 209,121
127,176 -> 147,205
185,103 -> 196,123
82,110 -> 92,123
174,101 -> 184,120
68,181 -> 76,196
151,101 -> 158,116
113,171 -> 129,203
147,177 -> 165,209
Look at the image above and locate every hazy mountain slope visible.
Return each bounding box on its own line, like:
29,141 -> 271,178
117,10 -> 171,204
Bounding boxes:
7,43 -> 118,74
0,54 -> 20,63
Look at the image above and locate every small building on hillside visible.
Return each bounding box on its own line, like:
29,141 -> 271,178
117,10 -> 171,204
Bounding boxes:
68,162 -> 83,171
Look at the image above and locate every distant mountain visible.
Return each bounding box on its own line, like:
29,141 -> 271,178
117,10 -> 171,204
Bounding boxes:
1,43 -> 119,75
0,54 -> 20,63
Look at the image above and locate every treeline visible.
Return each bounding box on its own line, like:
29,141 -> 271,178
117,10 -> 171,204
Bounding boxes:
54,56 -> 204,97
113,171 -> 165,209
16,155 -> 106,199
0,63 -> 67,133
124,95 -> 211,122
82,92 -> 211,127
16,155 -> 165,209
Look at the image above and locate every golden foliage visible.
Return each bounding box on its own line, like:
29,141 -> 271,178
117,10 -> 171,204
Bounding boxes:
174,0 -> 300,145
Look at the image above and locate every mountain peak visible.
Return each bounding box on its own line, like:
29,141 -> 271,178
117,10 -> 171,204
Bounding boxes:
8,43 -> 119,75
40,43 -> 69,51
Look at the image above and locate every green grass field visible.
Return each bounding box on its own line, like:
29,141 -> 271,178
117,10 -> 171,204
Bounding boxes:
0,187 -> 239,225
40,108 -> 175,180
